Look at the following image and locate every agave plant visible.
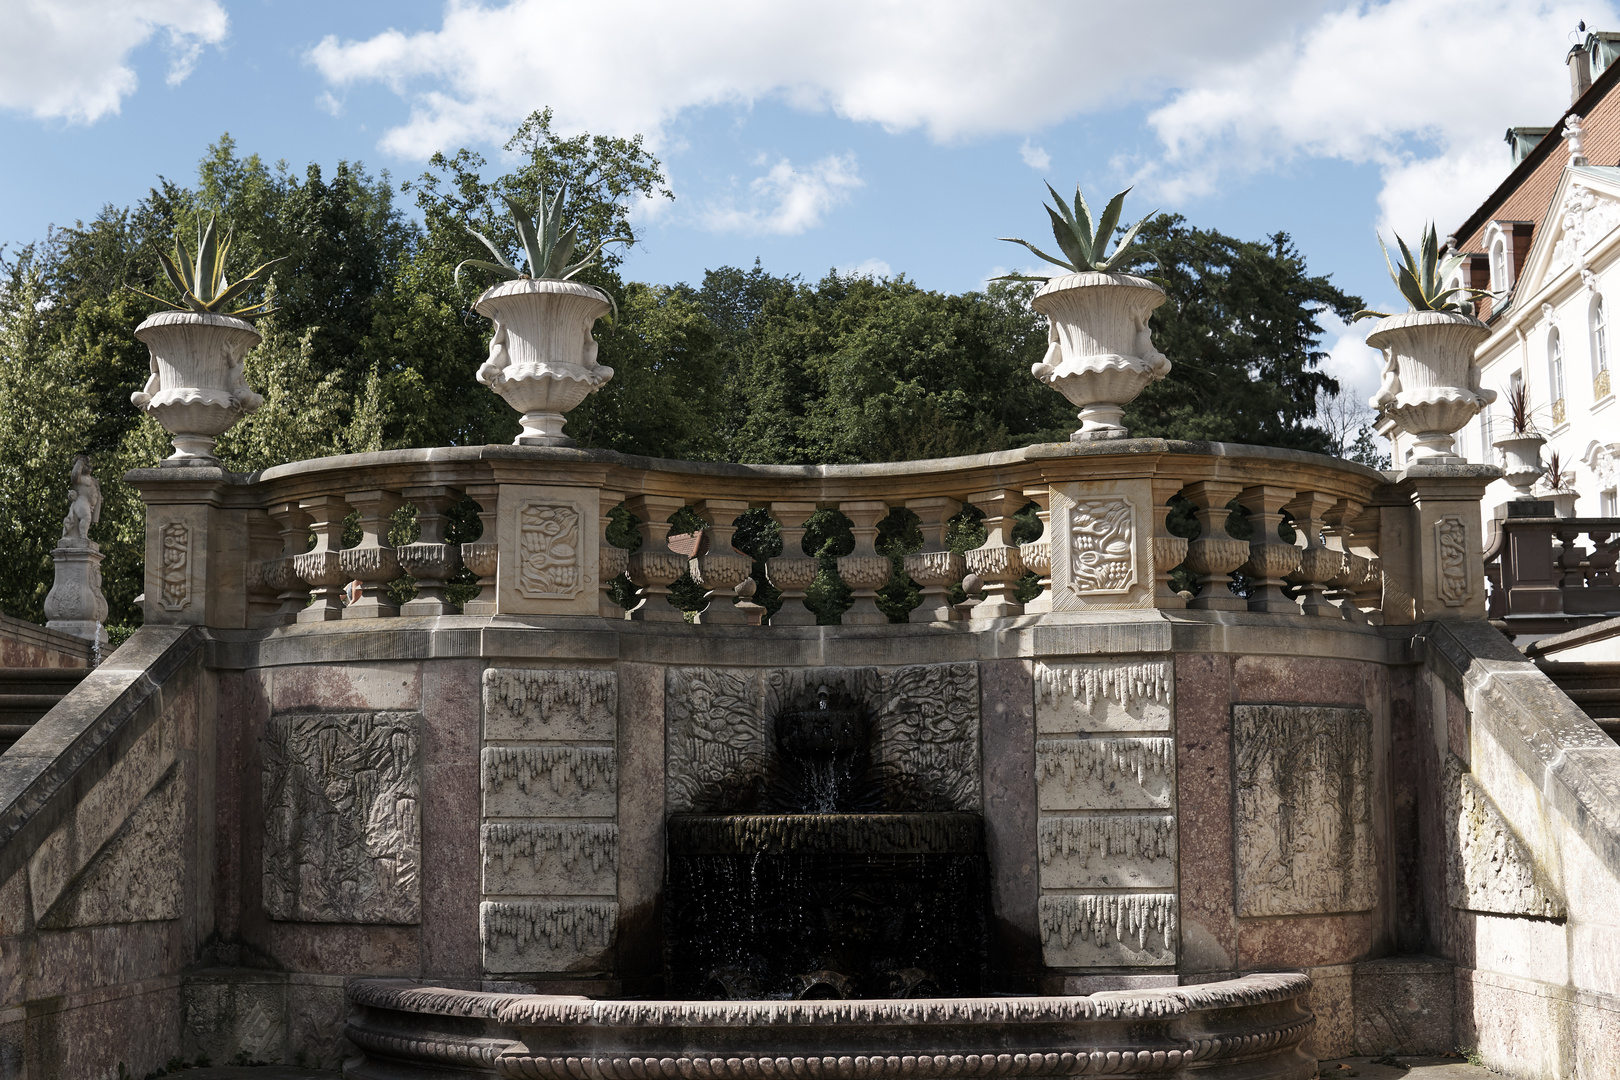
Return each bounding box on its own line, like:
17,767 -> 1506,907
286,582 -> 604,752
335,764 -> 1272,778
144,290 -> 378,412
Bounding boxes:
455,189 -> 629,287
1353,222 -> 1491,320
994,182 -> 1156,281
129,215 -> 284,317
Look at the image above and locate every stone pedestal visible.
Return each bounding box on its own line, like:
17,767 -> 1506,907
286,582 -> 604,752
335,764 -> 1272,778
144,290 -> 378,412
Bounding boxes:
43,539 -> 108,648
1392,463 -> 1502,621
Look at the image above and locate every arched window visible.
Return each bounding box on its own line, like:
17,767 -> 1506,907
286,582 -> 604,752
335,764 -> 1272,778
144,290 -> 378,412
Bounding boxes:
1490,238 -> 1509,292
1550,328 -> 1568,425
1595,294 -> 1612,399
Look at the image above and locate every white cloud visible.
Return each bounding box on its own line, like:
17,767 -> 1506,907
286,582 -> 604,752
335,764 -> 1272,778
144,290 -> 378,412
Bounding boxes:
704,153 -> 863,235
1020,140 -> 1051,171
838,257 -> 892,279
1142,0 -> 1607,238
0,0 -> 227,123
1317,309 -> 1383,410
308,0 -> 1334,157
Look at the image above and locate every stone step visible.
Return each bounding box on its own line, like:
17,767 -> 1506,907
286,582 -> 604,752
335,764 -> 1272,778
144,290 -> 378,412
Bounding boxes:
0,666 -> 89,755
1537,660 -> 1620,743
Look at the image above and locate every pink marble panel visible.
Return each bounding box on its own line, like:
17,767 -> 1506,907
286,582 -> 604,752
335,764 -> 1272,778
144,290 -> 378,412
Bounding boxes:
1236,911 -> 1376,968
979,657 -> 1040,978
1233,656 -> 1372,707
272,661 -> 422,712
421,658 -> 482,979
617,663 -> 665,986
268,923 -> 420,975
1174,654 -> 1236,973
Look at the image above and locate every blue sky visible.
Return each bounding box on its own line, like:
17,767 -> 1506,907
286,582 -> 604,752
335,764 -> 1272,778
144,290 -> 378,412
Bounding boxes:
1,0 -> 1608,407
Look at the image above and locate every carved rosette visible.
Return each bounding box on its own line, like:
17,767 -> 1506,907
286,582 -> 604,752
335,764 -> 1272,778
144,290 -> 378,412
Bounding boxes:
904,550 -> 965,587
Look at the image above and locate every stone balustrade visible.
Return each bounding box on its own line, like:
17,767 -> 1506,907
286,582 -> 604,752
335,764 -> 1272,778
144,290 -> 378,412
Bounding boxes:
127,439 -> 1456,630
1485,511 -> 1620,634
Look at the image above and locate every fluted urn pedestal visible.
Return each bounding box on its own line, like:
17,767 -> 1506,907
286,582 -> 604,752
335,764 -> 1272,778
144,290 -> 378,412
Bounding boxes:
474,280 -> 615,446
132,312 -> 264,464
1029,273 -> 1171,441
1368,311 -> 1493,463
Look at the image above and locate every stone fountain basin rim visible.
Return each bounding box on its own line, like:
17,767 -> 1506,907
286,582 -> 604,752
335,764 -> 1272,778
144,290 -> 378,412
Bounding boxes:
349,971 -> 1309,1027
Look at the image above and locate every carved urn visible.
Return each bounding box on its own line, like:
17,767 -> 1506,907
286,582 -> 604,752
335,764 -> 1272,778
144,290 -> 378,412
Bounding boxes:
1028,273 -> 1171,441
132,312 -> 265,464
1492,431 -> 1546,498
473,279 -> 615,446
1366,311 -> 1493,463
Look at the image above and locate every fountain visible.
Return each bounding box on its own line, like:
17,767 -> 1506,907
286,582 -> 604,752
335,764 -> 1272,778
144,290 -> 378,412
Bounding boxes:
665,686 -> 987,999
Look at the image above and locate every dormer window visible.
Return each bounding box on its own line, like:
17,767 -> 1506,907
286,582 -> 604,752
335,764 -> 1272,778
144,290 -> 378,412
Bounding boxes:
1482,220 -> 1531,295
1490,234 -> 1510,292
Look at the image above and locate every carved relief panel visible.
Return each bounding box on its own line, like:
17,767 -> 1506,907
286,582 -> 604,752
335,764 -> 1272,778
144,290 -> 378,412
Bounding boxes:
160,521 -> 190,611
262,710 -> 421,923
480,899 -> 618,973
1035,660 -> 1172,733
1434,516 -> 1470,607
484,668 -> 617,742
495,484 -> 600,615
1233,704 -> 1376,916
1049,479 -> 1155,610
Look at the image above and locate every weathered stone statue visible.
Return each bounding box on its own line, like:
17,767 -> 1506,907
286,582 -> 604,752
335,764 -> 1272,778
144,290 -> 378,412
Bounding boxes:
44,455 -> 109,647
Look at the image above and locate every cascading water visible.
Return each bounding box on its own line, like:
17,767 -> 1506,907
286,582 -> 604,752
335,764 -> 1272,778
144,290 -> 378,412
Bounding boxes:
665,686 -> 987,1000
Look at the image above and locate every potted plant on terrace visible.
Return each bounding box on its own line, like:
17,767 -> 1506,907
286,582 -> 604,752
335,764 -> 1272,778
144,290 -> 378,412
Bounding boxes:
458,190 -> 626,446
1493,382 -> 1546,499
996,184 -> 1169,440
129,216 -> 281,464
1359,223 -> 1495,463
1540,449 -> 1581,516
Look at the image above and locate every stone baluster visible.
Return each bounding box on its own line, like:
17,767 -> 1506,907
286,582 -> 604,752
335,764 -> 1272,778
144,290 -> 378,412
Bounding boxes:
599,490 -> 628,619
1149,477 -> 1189,609
340,489 -> 404,619
397,485 -> 463,617
1346,505 -> 1388,624
264,501 -> 312,626
694,499 -> 755,625
244,510 -> 282,626
766,501 -> 819,626
1321,498 -> 1365,621
1555,525 -> 1587,591
1180,481 -> 1247,611
1018,486 -> 1053,614
460,484 -> 499,616
1237,484 -> 1303,614
1589,531 -> 1618,587
1284,490 -> 1339,618
837,500 -> 892,626
963,489 -> 1025,619
625,494 -> 688,622
903,496 -> 965,623
294,495 -> 348,622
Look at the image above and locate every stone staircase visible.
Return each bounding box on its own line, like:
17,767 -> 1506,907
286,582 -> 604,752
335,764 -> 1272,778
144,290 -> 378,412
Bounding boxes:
1535,661 -> 1620,743
0,667 -> 90,755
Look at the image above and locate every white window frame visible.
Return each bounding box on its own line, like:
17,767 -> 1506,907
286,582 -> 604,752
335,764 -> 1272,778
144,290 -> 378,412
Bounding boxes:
1485,222 -> 1515,293
1594,294 -> 1610,375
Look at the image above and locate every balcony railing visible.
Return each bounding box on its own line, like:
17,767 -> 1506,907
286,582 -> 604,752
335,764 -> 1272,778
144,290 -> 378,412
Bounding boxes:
1485,510 -> 1620,634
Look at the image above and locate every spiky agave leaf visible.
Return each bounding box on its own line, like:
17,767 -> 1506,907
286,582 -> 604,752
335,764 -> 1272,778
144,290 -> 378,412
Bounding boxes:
130,214 -> 283,316
996,182 -> 1157,281
1353,222 -> 1495,320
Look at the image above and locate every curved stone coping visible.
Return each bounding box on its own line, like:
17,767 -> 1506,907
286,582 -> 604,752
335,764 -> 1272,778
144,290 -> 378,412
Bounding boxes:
225,435 -> 1385,486
667,813 -> 985,856
346,974 -> 1315,1080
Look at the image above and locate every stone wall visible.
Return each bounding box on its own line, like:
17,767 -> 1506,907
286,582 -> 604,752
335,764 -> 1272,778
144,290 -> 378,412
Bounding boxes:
1416,621 -> 1620,1080
0,613 -> 91,670
0,628 -> 207,1079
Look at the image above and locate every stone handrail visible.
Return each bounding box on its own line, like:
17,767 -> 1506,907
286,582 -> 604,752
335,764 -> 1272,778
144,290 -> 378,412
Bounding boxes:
127,439 -> 1430,629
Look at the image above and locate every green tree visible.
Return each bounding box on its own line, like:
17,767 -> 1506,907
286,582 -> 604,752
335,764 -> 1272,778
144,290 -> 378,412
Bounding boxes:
1120,215 -> 1363,450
